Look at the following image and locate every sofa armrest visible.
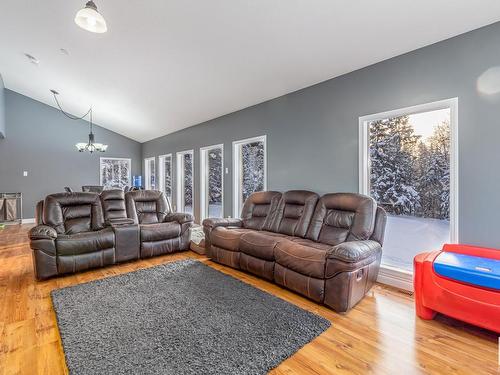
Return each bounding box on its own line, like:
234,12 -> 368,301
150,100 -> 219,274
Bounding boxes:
29,225 -> 58,240
202,217 -> 242,230
164,212 -> 194,225
327,240 -> 381,263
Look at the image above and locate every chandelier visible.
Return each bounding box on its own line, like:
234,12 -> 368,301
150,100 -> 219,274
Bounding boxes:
50,90 -> 108,153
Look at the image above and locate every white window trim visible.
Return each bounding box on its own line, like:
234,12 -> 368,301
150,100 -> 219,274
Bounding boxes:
200,144 -> 224,222
144,157 -> 156,190
158,153 -> 173,203
232,135 -> 267,218
359,98 -> 459,290
176,149 -> 194,214
99,157 -> 132,187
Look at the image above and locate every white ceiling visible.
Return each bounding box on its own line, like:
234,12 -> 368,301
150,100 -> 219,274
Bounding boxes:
1,1 -> 499,142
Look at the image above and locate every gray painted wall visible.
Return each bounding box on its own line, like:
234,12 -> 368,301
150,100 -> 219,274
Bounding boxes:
0,74 -> 5,138
0,90 -> 142,219
143,21 -> 500,248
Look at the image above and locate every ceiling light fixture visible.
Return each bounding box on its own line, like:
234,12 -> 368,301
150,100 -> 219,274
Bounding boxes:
24,53 -> 39,65
50,89 -> 108,153
75,1 -> 107,33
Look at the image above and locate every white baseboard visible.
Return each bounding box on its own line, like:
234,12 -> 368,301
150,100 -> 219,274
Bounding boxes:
377,265 -> 413,292
22,218 -> 36,224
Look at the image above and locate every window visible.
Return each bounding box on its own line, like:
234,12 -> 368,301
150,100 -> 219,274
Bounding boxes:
100,157 -> 131,189
359,99 -> 458,273
159,154 -> 173,205
144,157 -> 156,190
200,144 -> 224,221
232,135 -> 266,218
176,150 -> 194,215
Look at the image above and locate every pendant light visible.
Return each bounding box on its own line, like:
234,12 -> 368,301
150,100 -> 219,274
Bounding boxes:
75,1 -> 107,33
50,90 -> 108,153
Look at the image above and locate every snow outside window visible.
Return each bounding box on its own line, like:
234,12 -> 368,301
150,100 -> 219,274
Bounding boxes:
176,150 -> 194,215
233,136 -> 267,218
360,100 -> 458,272
100,158 -> 131,189
159,154 -> 173,206
144,157 -> 156,190
200,145 -> 223,221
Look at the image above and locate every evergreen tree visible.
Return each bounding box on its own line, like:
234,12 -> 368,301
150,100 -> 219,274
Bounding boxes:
184,153 -> 193,206
369,115 -> 421,215
208,148 -> 223,204
417,121 -> 450,219
242,142 -> 265,202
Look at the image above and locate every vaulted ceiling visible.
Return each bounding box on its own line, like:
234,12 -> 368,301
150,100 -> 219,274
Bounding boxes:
1,1 -> 500,142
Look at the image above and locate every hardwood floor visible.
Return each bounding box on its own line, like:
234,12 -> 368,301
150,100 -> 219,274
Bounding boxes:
0,225 -> 498,374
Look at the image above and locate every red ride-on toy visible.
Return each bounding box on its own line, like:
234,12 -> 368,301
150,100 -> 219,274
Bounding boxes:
414,244 -> 500,333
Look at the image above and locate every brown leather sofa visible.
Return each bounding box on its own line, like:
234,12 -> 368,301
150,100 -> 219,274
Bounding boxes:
203,190 -> 386,312
29,190 -> 193,280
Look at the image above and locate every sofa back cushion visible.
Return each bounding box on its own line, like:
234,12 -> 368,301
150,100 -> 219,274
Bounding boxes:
270,190 -> 319,237
306,193 -> 376,245
100,190 -> 128,222
125,190 -> 170,224
43,192 -> 104,235
240,191 -> 281,230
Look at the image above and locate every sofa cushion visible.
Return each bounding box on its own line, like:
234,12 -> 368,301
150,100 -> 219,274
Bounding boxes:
258,231 -> 296,240
240,231 -> 285,261
211,227 -> 254,252
307,193 -> 376,245
270,190 -> 319,237
274,239 -> 328,279
44,192 -> 105,235
140,222 -> 181,242
240,191 -> 282,230
56,227 -> 115,256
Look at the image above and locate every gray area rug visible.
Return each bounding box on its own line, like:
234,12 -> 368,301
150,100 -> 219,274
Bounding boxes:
51,260 -> 331,375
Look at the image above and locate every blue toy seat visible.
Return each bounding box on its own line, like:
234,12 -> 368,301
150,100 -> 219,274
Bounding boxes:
433,252 -> 500,290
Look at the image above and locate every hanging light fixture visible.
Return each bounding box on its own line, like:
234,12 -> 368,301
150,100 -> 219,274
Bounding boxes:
75,1 -> 107,33
50,89 -> 108,153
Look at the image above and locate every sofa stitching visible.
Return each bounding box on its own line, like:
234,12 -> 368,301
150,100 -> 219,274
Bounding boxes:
275,246 -> 325,262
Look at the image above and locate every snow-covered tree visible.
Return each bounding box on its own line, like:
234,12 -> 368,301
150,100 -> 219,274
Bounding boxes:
241,141 -> 265,202
100,158 -> 130,188
183,153 -> 193,207
164,156 -> 172,199
417,121 -> 450,219
369,115 -> 421,215
208,148 -> 223,205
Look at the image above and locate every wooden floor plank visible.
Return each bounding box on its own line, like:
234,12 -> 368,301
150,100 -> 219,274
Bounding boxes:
0,224 -> 498,374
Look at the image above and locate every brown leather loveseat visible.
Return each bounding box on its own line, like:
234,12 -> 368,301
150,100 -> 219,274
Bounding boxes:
29,190 -> 193,280
203,190 -> 386,312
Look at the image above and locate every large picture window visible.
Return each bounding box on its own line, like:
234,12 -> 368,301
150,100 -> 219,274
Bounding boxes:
176,150 -> 194,215
232,136 -> 266,218
159,154 -> 173,206
359,99 -> 458,274
144,157 -> 156,190
100,157 -> 131,189
200,144 -> 223,221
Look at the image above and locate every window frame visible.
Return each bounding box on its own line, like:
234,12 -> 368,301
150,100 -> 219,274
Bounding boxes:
144,157 -> 156,190
176,149 -> 195,215
158,153 -> 173,204
358,98 -> 459,287
99,157 -> 132,188
199,144 -> 224,222
232,135 -> 267,218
